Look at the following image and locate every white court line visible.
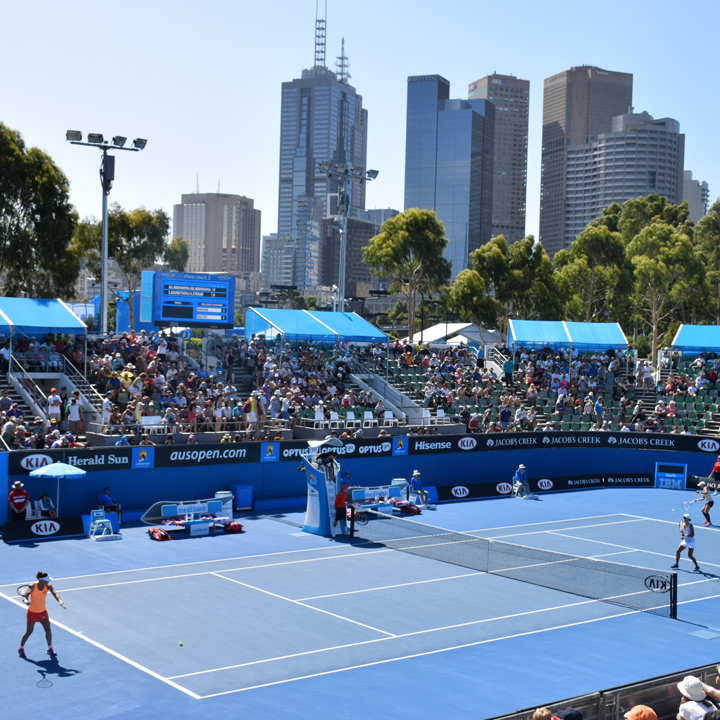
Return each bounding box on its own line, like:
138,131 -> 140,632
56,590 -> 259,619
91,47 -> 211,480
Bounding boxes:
0,591 -> 200,700
58,549 -> 390,594
169,594 -> 603,680
464,513 -> 627,533
486,518 -> 645,540
297,570 -> 484,601
0,542 -> 373,590
196,607 -> 638,697
210,572 -> 397,638
547,531 -> 720,571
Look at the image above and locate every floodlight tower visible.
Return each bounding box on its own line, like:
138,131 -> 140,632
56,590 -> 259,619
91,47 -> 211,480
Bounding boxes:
66,131 -> 147,334
318,162 -> 379,312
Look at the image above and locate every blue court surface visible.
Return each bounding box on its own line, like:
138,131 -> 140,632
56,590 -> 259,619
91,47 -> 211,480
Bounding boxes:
2,488 -> 720,720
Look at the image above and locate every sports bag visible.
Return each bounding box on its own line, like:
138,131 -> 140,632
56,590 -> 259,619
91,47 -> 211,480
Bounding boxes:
399,503 -> 422,515
148,527 -> 172,541
223,521 -> 244,533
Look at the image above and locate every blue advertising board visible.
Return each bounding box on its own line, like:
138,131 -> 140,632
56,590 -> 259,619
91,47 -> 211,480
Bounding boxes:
152,271 -> 235,328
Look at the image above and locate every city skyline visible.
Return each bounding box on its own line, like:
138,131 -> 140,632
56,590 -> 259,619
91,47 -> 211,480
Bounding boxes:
2,0 -> 718,263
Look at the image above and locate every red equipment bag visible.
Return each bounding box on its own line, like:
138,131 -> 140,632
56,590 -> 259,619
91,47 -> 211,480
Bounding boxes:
148,528 -> 172,541
400,504 -> 422,515
223,522 -> 244,533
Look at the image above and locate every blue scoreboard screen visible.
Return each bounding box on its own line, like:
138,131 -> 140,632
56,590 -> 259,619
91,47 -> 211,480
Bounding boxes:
152,272 -> 235,328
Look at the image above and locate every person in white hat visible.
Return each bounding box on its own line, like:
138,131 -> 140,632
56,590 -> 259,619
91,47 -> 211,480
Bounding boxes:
513,464 -> 530,498
8,480 -> 30,521
672,514 -> 701,572
696,478 -> 715,527
410,470 -> 429,506
676,675 -> 718,719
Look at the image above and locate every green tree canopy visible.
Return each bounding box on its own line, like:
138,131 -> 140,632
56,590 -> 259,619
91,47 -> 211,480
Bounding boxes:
554,225 -> 632,323
693,200 -> 720,323
73,204 -> 170,330
363,208 -> 451,340
0,123 -> 79,296
163,237 -> 189,272
448,235 -> 558,340
627,221 -> 705,364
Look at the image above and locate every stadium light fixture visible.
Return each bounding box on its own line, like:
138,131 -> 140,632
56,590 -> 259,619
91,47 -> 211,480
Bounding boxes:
87,133 -> 104,144
132,138 -> 147,150
111,136 -> 127,148
66,130 -> 82,142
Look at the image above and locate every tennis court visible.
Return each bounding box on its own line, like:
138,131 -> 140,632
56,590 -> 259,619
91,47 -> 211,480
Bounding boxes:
2,487 -> 720,719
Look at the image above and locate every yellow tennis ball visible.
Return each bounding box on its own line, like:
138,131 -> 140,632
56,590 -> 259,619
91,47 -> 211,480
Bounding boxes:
672,509 -> 676,512
179,642 -> 183,646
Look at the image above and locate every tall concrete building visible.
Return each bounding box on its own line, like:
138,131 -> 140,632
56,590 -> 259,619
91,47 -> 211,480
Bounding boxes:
540,66 -> 633,256
172,193 -> 261,275
261,233 -> 295,291
277,15 -> 368,290
468,73 -> 529,243
683,171 -> 710,223
564,112 -> 685,245
404,75 -> 495,280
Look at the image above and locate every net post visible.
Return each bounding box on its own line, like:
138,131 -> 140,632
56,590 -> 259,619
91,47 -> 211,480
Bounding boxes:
670,571 -> 678,619
349,506 -> 356,538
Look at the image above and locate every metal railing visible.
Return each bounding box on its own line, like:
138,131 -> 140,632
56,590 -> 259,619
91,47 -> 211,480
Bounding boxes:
8,355 -> 49,418
60,356 -> 105,413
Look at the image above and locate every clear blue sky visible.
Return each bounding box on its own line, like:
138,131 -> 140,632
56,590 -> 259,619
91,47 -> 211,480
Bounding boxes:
3,0 -> 718,244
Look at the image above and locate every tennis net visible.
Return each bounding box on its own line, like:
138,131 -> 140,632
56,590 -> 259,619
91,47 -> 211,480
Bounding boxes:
350,509 -> 677,618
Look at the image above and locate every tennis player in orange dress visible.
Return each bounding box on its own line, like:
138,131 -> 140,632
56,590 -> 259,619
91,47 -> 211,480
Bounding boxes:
18,572 -> 65,658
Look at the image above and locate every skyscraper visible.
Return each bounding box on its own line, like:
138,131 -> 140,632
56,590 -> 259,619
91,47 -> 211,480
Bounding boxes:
404,75 -> 495,279
172,193 -> 261,275
540,66 -> 633,256
277,15 -> 368,290
683,171 -> 710,223
564,111 -> 685,245
468,73 -> 529,243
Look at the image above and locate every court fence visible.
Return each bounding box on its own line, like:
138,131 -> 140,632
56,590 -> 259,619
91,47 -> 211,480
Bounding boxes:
487,663 -> 719,720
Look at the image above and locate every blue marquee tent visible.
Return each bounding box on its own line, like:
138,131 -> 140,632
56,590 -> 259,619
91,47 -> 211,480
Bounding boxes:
0,298 -> 86,337
671,325 -> 720,353
509,319 -> 628,351
245,308 -> 387,344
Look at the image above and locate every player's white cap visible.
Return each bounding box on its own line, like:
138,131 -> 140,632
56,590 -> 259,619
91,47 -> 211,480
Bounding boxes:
683,514 -> 691,519
698,481 -> 707,486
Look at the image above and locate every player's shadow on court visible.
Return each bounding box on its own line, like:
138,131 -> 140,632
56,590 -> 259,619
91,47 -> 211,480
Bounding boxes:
22,656 -> 80,679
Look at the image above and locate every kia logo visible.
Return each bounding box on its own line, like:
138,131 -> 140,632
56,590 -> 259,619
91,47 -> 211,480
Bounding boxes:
645,575 -> 671,593
451,486 -> 470,497
30,520 -> 60,537
538,479 -> 553,490
20,454 -> 53,471
496,482 -> 512,494
698,439 -> 720,453
458,437 -> 477,450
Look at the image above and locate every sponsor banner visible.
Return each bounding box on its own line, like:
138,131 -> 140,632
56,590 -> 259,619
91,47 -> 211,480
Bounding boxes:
261,442 -> 280,462
482,432 -> 707,453
604,473 -> 653,487
133,447 -> 155,469
3,516 -> 86,544
435,481 -> 514,502
392,437 -> 408,456
543,474 -> 605,491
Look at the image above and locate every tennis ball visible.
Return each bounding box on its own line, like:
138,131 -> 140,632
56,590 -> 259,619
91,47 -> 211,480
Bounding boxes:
178,642 -> 183,647
672,509 -> 676,512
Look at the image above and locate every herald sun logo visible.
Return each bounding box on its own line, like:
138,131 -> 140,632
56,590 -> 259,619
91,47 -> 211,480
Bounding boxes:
698,439 -> 720,453
458,437 -> 477,450
538,479 -> 553,490
451,486 -> 470,497
496,482 -> 512,494
20,454 -> 53,471
30,520 -> 60,536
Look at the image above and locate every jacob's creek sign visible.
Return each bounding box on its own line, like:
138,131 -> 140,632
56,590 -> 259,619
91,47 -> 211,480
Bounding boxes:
6,432 -> 713,475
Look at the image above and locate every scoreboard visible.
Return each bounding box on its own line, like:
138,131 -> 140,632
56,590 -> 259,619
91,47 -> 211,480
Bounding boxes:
152,272 -> 235,328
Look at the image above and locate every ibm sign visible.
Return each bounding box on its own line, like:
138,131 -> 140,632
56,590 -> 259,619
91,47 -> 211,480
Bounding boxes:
654,463 -> 687,490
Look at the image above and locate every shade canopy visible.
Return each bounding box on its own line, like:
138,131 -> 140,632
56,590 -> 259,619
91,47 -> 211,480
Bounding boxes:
509,320 -> 628,351
671,325 -> 720,353
245,308 -> 387,344
0,298 -> 86,337
29,461 -> 87,517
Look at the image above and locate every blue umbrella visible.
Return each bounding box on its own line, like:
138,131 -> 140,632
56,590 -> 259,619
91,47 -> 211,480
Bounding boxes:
29,462 -> 87,517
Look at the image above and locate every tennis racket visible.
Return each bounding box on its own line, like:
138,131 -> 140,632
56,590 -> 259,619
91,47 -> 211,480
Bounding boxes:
16,585 -> 32,603
682,499 -> 701,511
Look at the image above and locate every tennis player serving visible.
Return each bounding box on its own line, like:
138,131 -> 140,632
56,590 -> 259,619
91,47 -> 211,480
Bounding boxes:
671,515 -> 701,573
18,571 -> 65,658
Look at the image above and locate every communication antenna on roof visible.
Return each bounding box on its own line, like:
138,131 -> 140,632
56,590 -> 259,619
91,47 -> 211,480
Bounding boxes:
196,173 -> 199,194
336,37 -> 350,83
217,179 -> 220,193
314,0 -> 327,68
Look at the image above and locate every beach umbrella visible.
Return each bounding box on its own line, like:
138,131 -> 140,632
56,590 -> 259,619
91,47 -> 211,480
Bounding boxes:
29,461 -> 87,516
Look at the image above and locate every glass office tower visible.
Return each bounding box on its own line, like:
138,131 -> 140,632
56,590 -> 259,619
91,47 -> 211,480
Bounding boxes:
404,75 -> 495,279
